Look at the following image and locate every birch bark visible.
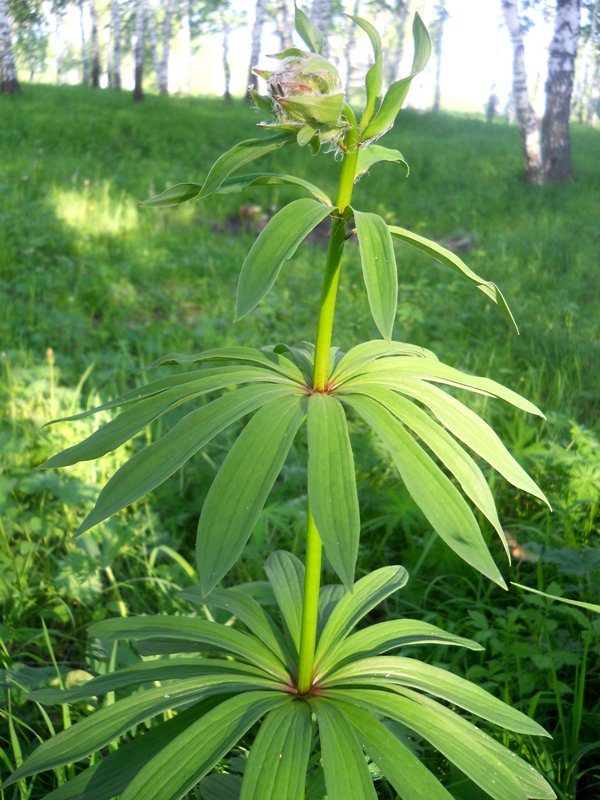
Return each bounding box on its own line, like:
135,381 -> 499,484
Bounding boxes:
158,0 -> 176,94
133,0 -> 146,101
502,0 -> 544,184
0,0 -> 18,94
110,0 -> 121,88
542,0 -> 581,180
246,0 -> 267,99
78,0 -> 89,84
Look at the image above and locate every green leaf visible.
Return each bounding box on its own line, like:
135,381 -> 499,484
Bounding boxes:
323,656 -> 548,736
511,583 -> 600,614
334,688 -> 555,800
355,145 -> 409,182
318,584 -> 348,635
29,658 -> 268,705
322,618 -> 483,673
150,345 -> 305,382
217,173 -> 332,205
307,394 -> 360,588
140,182 -> 203,208
181,586 -> 293,669
264,550 -> 305,654
340,701 -> 454,800
120,692 -> 290,800
362,13 -> 432,141
346,395 -> 506,588
42,368 -> 289,470
355,386 -> 509,558
349,16 -> 382,130
200,774 -> 242,800
353,210 -> 398,340
240,701 -> 312,800
42,700 -> 222,800
388,225 -> 518,331
378,378 -> 549,506
314,566 -> 408,669
76,384 -> 294,536
251,89 -> 273,113
88,616 -> 290,680
199,133 -> 295,199
314,699 -> 377,800
331,340 -> 437,385
197,395 -> 306,594
5,677 -> 275,786
279,93 -> 345,127
235,198 -> 332,320
295,5 -> 323,54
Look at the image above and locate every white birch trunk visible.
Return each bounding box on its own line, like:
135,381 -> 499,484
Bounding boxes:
158,0 -> 176,94
110,0 -> 121,89
89,0 -> 101,88
431,2 -> 448,112
178,0 -> 191,95
579,0 -> 598,124
275,0 -> 295,51
311,0 -> 332,56
385,1 -> 411,87
542,0 -> 581,181
501,0 -> 544,184
146,2 -> 161,86
246,0 -> 267,99
78,0 -> 89,84
0,0 -> 18,94
133,0 -> 146,101
223,20 -> 231,102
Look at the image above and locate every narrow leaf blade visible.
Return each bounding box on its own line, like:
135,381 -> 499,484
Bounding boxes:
354,210 -> 398,340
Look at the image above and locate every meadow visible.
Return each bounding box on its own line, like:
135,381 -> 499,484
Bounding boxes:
0,84 -> 599,799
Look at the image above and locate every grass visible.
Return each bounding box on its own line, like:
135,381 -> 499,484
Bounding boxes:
0,83 -> 599,799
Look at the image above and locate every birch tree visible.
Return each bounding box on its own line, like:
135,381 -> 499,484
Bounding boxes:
502,0 -> 544,184
431,0 -> 448,112
78,0 -> 89,83
109,0 -> 121,88
246,0 -> 267,99
133,0 -> 146,100
542,0 -> 581,180
178,0 -> 191,94
577,0 -> 598,123
145,2 -> 160,85
0,0 -> 20,93
89,0 -> 100,88
157,0 -> 176,94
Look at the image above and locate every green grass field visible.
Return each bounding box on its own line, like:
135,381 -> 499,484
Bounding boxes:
1,84 -> 599,799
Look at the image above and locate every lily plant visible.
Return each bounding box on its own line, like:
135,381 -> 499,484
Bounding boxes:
7,6 -> 556,800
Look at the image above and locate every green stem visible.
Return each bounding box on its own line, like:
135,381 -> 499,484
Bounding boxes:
296,130 -> 358,695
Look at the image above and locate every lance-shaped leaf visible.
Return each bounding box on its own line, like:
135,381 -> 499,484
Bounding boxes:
42,368 -> 290,470
140,182 -> 203,208
199,774 -> 242,800
353,210 -> 398,340
217,173 -> 332,205
150,345 -> 303,382
323,656 -> 548,736
512,582 -> 600,614
349,15 -> 382,130
236,198 -> 333,319
319,618 -> 482,676
334,688 -> 555,800
181,586 -> 293,669
388,225 -> 518,331
314,565 -> 408,667
385,378 -> 549,506
356,386 -> 509,558
120,692 -> 290,800
5,676 -> 274,786
341,701 -> 454,800
362,13 -> 432,141
197,395 -> 306,595
278,93 -> 345,128
331,339 -> 437,385
295,4 -> 323,54
240,701 -> 313,800
199,133 -> 295,199
346,395 -> 506,588
42,700 -> 222,800
307,394 -> 360,588
264,550 -> 305,654
355,145 -> 409,182
315,699 -> 377,800
88,616 -> 288,680
76,384 -> 293,536
317,584 -> 348,635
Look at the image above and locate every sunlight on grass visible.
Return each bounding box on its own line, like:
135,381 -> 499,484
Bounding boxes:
52,182 -> 139,235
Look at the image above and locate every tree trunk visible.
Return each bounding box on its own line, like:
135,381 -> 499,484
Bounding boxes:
158,0 -> 176,94
580,0 -> 598,124
431,3 -> 448,113
344,0 -> 360,90
110,0 -> 121,88
311,0 -> 332,56
90,0 -> 101,88
223,20 -> 231,102
501,0 -> 544,184
275,0 -> 295,51
78,0 -> 89,84
246,0 -> 267,100
542,0 -> 581,181
133,0 -> 146,101
0,0 -> 19,93
385,1 -> 410,86
146,3 -> 161,86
